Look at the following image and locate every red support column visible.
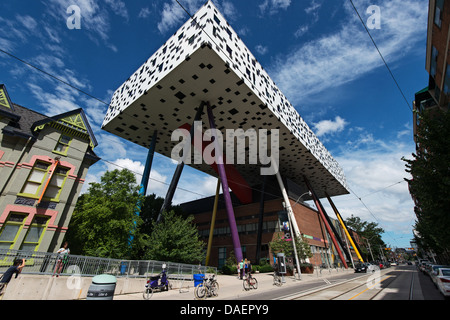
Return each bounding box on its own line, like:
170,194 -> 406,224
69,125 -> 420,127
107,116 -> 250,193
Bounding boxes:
304,178 -> 348,269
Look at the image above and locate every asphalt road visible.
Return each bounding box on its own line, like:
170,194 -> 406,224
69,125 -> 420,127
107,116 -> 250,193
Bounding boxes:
234,265 -> 446,300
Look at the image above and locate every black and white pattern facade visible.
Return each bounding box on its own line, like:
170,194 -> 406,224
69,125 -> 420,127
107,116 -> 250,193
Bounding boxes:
102,0 -> 349,198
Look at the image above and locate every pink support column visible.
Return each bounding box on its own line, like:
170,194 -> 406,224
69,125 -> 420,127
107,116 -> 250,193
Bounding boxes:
206,102 -> 243,263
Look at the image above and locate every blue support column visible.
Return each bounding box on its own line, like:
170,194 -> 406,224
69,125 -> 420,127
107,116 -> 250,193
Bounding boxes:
129,130 -> 158,245
157,103 -> 205,222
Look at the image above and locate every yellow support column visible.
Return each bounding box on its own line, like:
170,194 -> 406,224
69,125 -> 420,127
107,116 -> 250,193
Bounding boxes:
326,193 -> 364,263
205,178 -> 221,266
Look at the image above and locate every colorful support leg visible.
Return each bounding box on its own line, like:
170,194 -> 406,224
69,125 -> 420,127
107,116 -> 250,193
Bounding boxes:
304,178 -> 349,269
206,102 -> 243,263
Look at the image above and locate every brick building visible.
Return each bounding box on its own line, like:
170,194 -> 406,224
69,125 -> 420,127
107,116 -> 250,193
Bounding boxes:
182,176 -> 358,269
0,84 -> 100,253
414,0 -> 450,141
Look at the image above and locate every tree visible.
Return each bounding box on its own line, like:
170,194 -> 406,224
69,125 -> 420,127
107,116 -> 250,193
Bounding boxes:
269,233 -> 312,263
403,109 -> 450,255
345,215 -> 385,260
132,193 -> 184,259
65,169 -> 144,259
144,210 -> 205,264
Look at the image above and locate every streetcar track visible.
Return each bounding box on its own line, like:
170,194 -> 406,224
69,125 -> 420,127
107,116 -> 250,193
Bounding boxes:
284,267 -> 418,301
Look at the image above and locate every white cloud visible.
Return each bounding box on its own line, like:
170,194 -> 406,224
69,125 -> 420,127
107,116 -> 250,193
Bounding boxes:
46,0 -> 121,51
304,0 -> 322,15
294,25 -> 309,38
321,129 -> 416,246
270,0 -> 427,105
138,8 -> 151,19
255,45 -> 268,56
157,0 -> 207,33
104,0 -> 129,21
313,116 -> 348,137
259,0 -> 292,15
157,0 -> 238,33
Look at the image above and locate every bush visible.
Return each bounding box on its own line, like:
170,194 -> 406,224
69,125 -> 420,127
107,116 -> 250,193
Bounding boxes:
257,264 -> 274,273
221,264 -> 236,275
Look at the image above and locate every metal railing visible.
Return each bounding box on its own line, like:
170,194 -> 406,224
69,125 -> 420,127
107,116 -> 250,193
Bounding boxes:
0,249 -> 216,280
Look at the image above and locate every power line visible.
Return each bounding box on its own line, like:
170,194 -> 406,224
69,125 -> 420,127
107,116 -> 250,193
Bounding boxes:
348,186 -> 401,246
348,0 -> 413,113
0,48 -> 109,106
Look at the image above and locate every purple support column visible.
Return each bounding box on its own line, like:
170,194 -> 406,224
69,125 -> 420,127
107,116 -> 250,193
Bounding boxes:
206,102 -> 243,263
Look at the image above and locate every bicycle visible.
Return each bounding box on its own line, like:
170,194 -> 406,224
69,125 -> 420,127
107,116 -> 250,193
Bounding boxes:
194,274 -> 219,300
243,272 -> 258,291
273,271 -> 282,287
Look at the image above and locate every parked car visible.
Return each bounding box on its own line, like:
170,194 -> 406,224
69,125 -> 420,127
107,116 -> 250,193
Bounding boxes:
429,265 -> 450,285
435,268 -> 450,298
354,263 -> 378,273
355,263 -> 368,273
419,260 -> 431,273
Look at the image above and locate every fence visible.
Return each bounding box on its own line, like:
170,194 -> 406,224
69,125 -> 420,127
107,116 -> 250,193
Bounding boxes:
0,249 -> 217,281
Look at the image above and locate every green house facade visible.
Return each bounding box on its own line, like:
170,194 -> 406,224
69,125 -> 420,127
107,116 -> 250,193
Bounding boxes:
0,84 -> 100,253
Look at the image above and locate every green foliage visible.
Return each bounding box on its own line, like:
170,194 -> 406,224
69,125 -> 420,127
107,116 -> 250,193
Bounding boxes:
65,169 -> 143,259
220,250 -> 238,275
345,215 -> 385,260
268,233 -> 313,262
256,264 -> 274,273
403,109 -> 450,253
144,210 -> 205,264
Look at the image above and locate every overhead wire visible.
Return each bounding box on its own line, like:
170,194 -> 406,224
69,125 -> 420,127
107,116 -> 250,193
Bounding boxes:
0,2 -> 414,245
348,0 -> 413,113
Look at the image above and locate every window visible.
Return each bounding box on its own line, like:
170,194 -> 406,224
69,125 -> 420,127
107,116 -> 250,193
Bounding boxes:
431,46 -> 438,78
435,0 -> 444,28
218,247 -> 226,269
54,134 -> 72,155
20,161 -> 69,201
43,166 -> 69,201
444,64 -> 450,94
0,213 -> 27,250
20,216 -> 49,252
21,161 -> 51,196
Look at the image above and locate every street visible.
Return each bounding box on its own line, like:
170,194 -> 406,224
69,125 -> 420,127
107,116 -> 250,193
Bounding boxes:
234,265 -> 446,300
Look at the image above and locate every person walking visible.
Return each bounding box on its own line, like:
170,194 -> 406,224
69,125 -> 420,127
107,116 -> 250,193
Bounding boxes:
0,258 -> 26,300
53,241 -> 70,277
239,259 -> 244,280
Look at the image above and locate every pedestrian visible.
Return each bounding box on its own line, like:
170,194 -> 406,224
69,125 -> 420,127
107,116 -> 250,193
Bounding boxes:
0,258 -> 26,299
239,259 -> 244,280
244,258 -> 249,275
53,241 -> 70,277
247,260 -> 252,275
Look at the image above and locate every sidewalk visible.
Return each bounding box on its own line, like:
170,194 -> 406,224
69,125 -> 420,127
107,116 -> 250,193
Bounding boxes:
113,268 -> 355,300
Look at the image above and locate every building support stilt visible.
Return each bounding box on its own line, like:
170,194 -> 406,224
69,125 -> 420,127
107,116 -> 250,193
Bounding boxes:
274,170 -> 302,280
206,102 -> 243,263
129,130 -> 158,245
157,103 -> 205,222
326,192 -> 364,263
255,175 -> 267,264
304,178 -> 349,269
205,178 -> 221,266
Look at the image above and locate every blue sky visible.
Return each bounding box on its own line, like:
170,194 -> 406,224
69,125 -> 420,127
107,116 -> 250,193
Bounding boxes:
0,0 -> 429,249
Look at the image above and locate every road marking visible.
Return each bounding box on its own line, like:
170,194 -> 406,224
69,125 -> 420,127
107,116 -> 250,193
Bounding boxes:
348,275 -> 392,300
323,278 -> 331,285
